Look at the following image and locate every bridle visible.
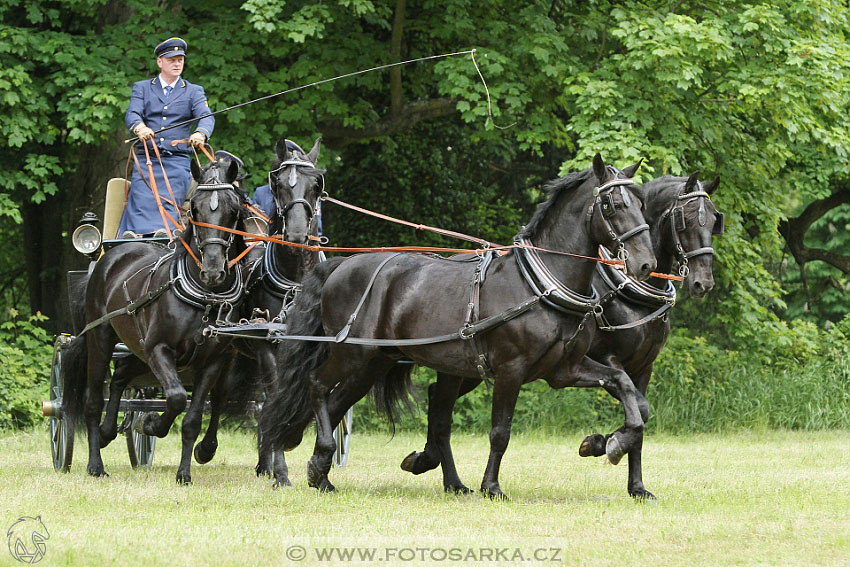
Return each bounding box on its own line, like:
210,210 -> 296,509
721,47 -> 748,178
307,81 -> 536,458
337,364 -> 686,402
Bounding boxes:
188,167 -> 241,270
268,158 -> 324,240
663,182 -> 724,278
585,168 -> 649,265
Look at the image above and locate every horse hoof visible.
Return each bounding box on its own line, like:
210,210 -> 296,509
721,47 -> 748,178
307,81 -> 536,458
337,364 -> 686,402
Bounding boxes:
256,465 -> 273,478
87,466 -> 109,478
630,488 -> 657,501
445,483 -> 472,495
400,451 -> 440,475
272,478 -> 293,490
134,412 -> 151,435
176,471 -> 192,485
307,459 -> 335,492
579,433 -> 607,458
480,486 -> 509,501
194,441 -> 217,464
606,434 -> 626,466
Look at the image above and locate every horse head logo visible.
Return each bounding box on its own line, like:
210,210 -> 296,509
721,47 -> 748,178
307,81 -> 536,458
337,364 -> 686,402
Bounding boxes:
7,516 -> 49,564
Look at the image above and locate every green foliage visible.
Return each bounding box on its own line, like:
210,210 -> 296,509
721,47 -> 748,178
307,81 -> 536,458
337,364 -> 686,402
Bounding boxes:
0,310 -> 52,429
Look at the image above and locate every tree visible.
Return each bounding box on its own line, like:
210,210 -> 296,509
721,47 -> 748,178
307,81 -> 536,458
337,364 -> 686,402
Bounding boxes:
0,0 -> 848,343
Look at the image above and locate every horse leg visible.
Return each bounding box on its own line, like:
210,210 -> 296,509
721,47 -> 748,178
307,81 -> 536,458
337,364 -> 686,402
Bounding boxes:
194,376 -> 227,465
480,375 -> 522,500
253,346 -> 282,479
564,357 -> 646,468
97,357 -> 135,448
575,364 -> 655,499
401,373 -> 476,494
84,331 -> 115,477
306,373 -> 337,492
177,356 -> 229,484
136,344 -> 187,438
307,353 -> 386,492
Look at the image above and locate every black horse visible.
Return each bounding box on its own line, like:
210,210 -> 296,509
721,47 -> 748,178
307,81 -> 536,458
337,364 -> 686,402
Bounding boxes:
400,172 -> 723,499
260,154 -> 657,498
63,158 -> 249,483
194,137 -> 324,484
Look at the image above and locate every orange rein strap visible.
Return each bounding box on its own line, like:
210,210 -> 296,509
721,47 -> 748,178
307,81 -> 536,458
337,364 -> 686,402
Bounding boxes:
321,195 -> 500,248
186,219 -> 631,268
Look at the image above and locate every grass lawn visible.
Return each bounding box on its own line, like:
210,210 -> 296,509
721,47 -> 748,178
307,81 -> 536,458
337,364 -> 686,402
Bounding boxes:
1,427 -> 848,566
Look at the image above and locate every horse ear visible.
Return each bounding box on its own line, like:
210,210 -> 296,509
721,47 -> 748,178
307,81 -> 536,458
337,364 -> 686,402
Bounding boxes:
191,158 -> 202,182
685,171 -> 699,192
226,159 -> 239,183
592,153 -> 607,183
275,137 -> 290,160
704,176 -> 720,195
621,158 -> 643,178
306,136 -> 322,165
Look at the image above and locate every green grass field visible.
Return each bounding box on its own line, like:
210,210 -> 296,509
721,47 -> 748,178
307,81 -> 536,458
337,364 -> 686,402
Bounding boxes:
1,427 -> 848,566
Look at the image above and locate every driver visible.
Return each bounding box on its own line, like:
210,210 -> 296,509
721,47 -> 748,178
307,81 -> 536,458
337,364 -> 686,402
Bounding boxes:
118,37 -> 215,238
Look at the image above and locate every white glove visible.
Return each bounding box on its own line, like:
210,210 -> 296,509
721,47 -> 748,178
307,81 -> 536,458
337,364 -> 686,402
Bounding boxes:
133,123 -> 155,140
189,131 -> 207,147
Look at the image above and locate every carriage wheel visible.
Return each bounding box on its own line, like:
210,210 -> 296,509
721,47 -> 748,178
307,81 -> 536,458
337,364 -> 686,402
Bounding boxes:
125,390 -> 156,468
333,407 -> 353,467
48,336 -> 75,472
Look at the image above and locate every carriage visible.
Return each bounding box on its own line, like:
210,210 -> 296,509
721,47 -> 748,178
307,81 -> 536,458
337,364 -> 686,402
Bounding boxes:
42,166 -> 352,477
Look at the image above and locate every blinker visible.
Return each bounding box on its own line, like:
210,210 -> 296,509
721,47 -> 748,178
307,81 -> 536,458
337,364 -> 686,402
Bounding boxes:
620,186 -> 632,208
601,194 -> 616,218
673,208 -> 686,232
712,212 -> 725,235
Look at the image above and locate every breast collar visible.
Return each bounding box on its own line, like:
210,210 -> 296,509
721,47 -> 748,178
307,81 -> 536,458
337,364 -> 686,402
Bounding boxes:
257,241 -> 302,301
170,249 -> 244,310
514,236 -> 600,316
595,245 -> 676,308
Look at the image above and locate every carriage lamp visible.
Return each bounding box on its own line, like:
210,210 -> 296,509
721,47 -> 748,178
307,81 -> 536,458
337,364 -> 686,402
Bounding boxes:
72,212 -> 102,256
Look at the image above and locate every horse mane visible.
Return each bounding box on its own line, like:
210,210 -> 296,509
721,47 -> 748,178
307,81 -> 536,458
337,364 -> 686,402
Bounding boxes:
518,168 -> 593,239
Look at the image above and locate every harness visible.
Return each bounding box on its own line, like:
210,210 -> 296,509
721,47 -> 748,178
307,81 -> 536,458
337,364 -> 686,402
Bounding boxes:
78,181 -> 246,344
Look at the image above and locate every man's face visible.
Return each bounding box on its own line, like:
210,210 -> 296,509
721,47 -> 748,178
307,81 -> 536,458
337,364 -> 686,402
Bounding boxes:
156,55 -> 184,81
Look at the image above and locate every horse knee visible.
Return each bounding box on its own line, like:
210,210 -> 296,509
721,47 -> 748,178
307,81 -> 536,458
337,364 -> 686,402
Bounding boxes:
165,389 -> 188,414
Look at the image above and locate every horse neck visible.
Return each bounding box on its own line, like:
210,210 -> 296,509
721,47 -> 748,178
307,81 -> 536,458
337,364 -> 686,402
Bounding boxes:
645,187 -> 679,290
528,191 -> 598,294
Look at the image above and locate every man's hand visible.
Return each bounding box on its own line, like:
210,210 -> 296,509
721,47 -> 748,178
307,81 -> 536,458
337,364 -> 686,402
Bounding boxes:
133,123 -> 155,140
189,131 -> 206,147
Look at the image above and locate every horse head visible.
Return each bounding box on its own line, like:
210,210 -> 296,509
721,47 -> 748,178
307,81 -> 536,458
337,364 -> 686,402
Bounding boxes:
189,158 -> 245,288
657,172 -> 722,298
269,136 -> 324,245
590,153 -> 657,281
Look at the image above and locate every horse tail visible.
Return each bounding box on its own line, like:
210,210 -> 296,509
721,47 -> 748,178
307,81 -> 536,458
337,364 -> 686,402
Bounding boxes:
370,362 -> 416,435
259,257 -> 346,453
60,334 -> 89,431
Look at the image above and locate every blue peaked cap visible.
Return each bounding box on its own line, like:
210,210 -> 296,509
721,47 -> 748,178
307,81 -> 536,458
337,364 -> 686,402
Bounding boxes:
155,37 -> 187,58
